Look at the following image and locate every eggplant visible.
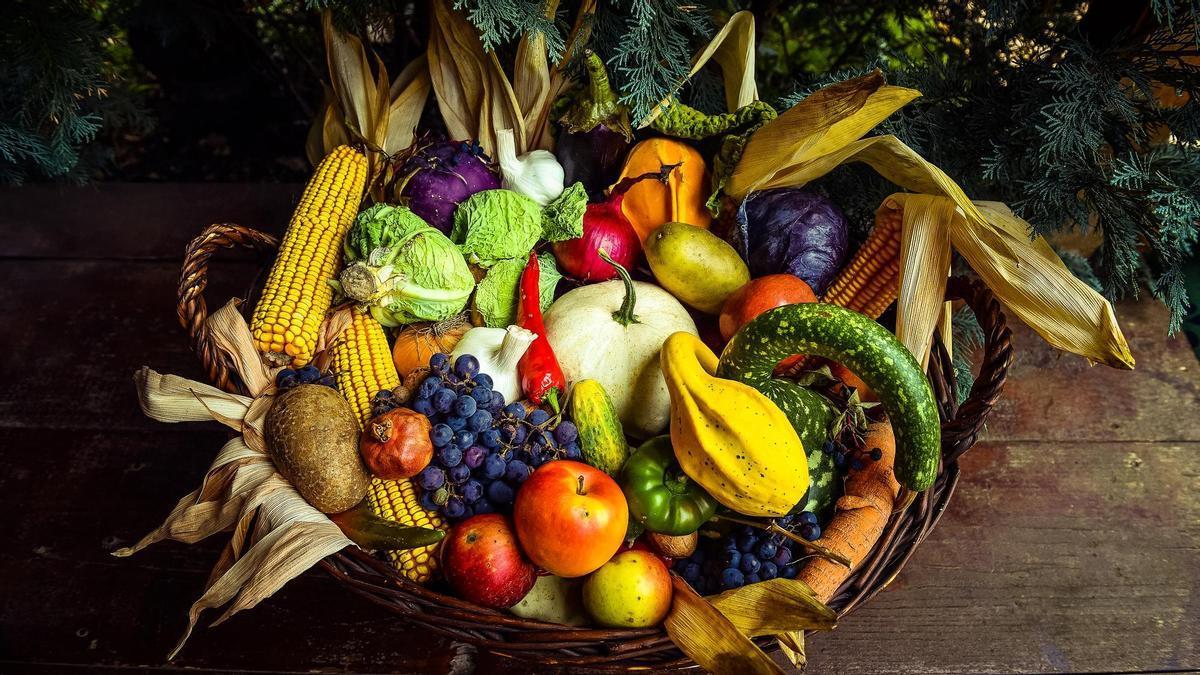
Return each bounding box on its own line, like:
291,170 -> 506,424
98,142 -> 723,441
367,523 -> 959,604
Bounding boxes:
557,51 -> 633,195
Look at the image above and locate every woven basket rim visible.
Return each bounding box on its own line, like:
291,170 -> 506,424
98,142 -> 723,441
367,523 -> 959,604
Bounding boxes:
177,222 -> 1013,670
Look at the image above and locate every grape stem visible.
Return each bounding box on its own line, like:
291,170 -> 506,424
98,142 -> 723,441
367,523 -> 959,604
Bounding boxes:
715,514 -> 851,568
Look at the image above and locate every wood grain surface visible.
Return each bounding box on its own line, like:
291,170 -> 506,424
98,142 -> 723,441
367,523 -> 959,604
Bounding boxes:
0,184 -> 1195,674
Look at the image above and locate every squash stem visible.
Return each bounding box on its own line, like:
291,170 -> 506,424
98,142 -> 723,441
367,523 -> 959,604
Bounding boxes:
716,514 -> 852,568
599,249 -> 641,326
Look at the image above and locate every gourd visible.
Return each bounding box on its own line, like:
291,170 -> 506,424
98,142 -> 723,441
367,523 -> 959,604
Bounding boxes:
660,332 -> 808,516
391,316 -> 471,376
569,379 -> 629,476
615,138 -> 712,242
543,255 -> 698,439
717,303 -> 941,491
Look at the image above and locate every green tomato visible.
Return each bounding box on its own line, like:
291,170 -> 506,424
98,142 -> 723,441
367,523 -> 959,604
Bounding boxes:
620,436 -> 718,536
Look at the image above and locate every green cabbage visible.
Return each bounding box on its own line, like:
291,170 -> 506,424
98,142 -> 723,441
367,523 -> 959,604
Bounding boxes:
451,189 -> 543,267
473,253 -> 562,327
541,182 -> 587,242
338,204 -> 475,326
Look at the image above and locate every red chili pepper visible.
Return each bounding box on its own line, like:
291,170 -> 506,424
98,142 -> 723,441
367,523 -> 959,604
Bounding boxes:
517,252 -> 566,412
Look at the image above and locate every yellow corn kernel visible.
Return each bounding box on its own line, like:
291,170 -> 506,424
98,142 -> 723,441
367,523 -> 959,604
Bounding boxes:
330,308 -> 446,584
250,145 -> 367,367
823,206 -> 902,319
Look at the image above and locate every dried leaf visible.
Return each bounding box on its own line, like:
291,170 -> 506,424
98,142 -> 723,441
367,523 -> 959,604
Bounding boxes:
664,575 -> 786,675
385,54 -> 431,156
960,200 -> 1134,368
513,0 -> 557,150
893,195 -> 955,368
727,72 -> 920,197
708,578 -> 837,637
323,10 -> 374,143
428,0 -> 525,155
776,631 -> 806,668
642,10 -> 759,127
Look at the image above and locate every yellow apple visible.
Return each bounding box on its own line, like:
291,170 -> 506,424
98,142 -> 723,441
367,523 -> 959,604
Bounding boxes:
581,550 -> 672,627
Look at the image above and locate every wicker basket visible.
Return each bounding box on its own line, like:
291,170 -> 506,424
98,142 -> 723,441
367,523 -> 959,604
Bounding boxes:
178,222 -> 1013,671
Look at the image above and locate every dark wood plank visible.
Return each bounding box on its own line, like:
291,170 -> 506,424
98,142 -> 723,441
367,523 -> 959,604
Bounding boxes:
806,439 -> 1200,674
0,259 -> 263,431
984,296 -> 1200,443
0,184 -> 297,259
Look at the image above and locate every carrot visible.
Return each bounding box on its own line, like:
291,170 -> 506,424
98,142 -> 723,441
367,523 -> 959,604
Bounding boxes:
798,419 -> 900,602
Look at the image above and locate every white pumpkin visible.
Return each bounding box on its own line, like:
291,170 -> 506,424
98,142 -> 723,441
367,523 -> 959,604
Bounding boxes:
543,268 -> 697,439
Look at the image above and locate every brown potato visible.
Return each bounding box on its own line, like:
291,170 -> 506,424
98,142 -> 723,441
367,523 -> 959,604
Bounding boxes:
264,385 -> 369,513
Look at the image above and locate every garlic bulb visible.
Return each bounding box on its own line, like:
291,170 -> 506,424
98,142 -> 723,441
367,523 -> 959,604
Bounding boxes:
449,325 -> 536,403
494,128 -> 565,207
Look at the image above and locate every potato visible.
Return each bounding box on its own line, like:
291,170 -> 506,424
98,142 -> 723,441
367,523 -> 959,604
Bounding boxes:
264,385 -> 369,513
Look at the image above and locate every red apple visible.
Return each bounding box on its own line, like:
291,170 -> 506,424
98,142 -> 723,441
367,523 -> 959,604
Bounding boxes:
718,274 -> 817,342
514,460 -> 628,577
441,514 -> 536,608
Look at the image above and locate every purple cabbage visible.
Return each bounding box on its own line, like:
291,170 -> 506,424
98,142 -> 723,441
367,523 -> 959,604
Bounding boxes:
735,188 -> 849,295
400,140 -> 500,234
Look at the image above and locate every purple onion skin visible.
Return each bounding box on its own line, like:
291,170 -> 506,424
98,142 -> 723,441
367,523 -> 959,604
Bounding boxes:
741,189 -> 849,295
401,141 -> 500,234
557,126 -> 629,195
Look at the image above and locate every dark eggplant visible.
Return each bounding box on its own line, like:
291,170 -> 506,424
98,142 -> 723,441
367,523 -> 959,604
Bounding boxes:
557,51 -> 633,195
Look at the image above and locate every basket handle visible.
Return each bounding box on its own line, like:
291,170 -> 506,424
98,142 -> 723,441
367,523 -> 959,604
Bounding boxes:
177,223 -> 279,395
931,275 -> 1014,464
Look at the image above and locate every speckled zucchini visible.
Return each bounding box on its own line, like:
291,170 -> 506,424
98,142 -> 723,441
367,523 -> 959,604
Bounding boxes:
716,303 -> 941,491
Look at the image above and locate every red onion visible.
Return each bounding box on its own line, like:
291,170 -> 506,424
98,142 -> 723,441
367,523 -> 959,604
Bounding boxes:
553,167 -> 673,282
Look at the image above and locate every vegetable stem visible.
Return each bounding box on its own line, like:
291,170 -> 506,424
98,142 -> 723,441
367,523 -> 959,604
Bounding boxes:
599,249 -> 640,326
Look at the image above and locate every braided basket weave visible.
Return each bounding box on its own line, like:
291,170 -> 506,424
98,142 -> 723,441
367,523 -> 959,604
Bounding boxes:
178,222 -> 1013,671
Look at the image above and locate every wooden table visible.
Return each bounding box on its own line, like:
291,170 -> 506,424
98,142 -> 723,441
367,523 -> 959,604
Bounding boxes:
1,184 -> 1196,674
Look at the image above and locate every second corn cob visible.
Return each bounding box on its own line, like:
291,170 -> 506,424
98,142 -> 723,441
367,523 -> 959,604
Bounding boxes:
330,307 -> 446,584
251,145 -> 368,367
822,201 -> 903,318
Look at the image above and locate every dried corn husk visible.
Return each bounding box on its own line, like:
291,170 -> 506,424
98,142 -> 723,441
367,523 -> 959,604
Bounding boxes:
776,631 -> 806,669
428,0 -> 526,155
308,11 -> 431,182
642,10 -> 759,127
115,301 -> 354,658
723,73 -> 1131,368
663,576 -> 786,675
708,578 -> 837,636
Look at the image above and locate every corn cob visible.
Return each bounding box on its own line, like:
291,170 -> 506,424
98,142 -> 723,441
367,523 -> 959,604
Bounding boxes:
331,307 -> 446,584
823,204 -> 903,318
251,145 -> 368,367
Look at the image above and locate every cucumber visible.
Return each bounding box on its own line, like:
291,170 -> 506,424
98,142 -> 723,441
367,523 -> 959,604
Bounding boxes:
569,379 -> 630,476
716,303 -> 941,491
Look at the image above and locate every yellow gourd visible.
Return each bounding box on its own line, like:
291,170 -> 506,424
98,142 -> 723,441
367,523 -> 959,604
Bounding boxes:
615,138 -> 712,242
659,332 -> 808,516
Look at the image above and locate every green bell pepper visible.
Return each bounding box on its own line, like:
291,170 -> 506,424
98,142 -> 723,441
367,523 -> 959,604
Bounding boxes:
621,436 -> 718,536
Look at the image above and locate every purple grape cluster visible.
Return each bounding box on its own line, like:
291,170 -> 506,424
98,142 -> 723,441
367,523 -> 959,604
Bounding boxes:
400,352 -> 580,523
672,513 -> 822,595
275,365 -> 336,391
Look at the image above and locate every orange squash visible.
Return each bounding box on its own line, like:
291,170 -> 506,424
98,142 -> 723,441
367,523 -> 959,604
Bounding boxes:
391,315 -> 471,375
614,138 -> 712,242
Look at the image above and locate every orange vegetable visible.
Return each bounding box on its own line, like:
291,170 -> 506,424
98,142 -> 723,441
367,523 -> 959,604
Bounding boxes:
391,315 -> 470,375
798,420 -> 900,602
615,138 -> 712,242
